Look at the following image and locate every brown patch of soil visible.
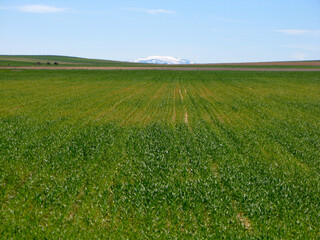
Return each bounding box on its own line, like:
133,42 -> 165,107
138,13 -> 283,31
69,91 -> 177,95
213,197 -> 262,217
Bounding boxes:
237,212 -> 252,230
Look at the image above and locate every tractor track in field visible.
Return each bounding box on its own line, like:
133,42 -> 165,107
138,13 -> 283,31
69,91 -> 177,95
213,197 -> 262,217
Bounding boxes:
1,66 -> 320,71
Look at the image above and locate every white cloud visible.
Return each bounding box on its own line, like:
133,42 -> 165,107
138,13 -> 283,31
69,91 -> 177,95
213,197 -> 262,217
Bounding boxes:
18,5 -> 66,13
276,29 -> 320,37
291,52 -> 307,60
127,8 -> 176,15
210,15 -> 249,23
133,56 -> 193,64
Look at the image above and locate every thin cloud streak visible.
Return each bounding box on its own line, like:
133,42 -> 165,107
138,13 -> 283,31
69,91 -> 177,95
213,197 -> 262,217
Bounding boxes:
0,5 -> 67,13
276,29 -> 320,37
127,8 -> 176,15
18,5 -> 66,13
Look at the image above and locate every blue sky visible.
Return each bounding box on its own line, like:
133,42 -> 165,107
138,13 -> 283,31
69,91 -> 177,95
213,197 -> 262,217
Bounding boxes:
0,0 -> 319,63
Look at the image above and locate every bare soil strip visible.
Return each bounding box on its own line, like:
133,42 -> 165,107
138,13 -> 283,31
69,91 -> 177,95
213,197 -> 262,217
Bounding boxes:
179,86 -> 184,101
184,112 -> 189,124
1,66 -> 320,71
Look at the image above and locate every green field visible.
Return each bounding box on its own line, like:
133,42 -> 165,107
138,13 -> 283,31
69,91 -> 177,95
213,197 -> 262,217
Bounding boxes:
0,69 -> 320,238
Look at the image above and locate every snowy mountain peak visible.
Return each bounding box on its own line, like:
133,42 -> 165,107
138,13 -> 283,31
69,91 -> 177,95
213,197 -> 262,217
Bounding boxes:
134,56 -> 194,65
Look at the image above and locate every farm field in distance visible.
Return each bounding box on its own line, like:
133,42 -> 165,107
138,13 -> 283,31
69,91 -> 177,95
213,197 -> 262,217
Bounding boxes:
1,55 -> 320,69
0,69 -> 320,238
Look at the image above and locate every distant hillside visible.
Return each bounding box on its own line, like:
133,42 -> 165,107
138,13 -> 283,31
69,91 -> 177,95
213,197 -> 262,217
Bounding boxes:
0,55 -> 158,67
0,55 -> 319,69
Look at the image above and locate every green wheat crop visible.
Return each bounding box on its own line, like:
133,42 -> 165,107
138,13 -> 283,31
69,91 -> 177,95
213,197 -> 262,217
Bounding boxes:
0,70 -> 319,238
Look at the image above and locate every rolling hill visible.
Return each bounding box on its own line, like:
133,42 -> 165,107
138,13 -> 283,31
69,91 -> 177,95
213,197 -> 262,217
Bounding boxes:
1,55 -> 320,69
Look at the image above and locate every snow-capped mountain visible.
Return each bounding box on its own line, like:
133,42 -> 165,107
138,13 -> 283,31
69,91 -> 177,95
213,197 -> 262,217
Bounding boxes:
133,56 -> 194,65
